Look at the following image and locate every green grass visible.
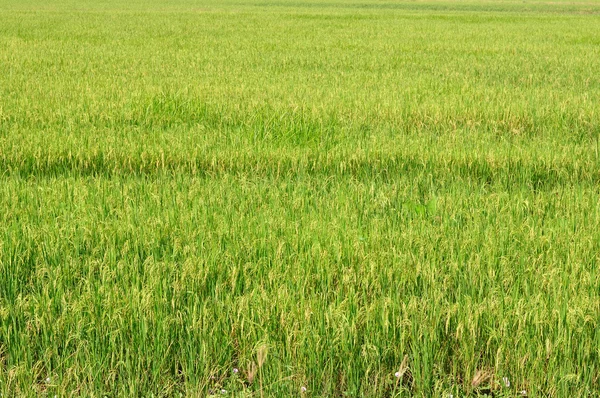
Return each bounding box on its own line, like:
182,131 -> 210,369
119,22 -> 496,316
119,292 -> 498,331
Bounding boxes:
1,0 -> 600,396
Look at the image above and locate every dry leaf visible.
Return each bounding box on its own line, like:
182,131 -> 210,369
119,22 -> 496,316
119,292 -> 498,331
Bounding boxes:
471,369 -> 492,388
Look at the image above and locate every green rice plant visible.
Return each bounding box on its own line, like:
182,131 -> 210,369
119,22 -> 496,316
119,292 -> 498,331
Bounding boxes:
1,0 -> 599,396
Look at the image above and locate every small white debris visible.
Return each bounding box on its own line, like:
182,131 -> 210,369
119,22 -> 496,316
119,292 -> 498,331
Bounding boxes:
233,368 -> 239,374
220,389 -> 227,395
394,371 -> 401,378
519,390 -> 527,396
301,386 -> 307,392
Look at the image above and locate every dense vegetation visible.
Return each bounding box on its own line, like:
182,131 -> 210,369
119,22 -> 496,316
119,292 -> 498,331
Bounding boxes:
1,0 -> 600,396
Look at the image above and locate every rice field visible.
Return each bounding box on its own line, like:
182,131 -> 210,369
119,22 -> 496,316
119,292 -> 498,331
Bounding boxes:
1,0 -> 600,396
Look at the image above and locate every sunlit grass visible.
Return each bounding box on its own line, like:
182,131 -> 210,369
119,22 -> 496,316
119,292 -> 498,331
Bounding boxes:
1,0 -> 599,396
